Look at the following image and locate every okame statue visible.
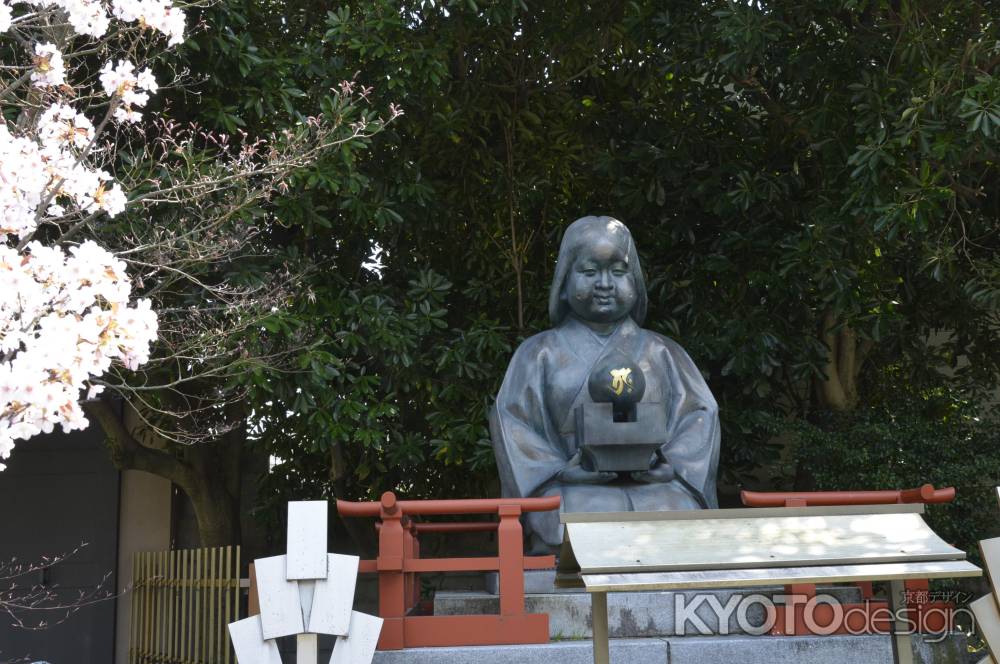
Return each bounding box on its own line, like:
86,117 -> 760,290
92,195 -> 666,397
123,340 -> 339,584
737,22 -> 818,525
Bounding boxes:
489,216 -> 720,552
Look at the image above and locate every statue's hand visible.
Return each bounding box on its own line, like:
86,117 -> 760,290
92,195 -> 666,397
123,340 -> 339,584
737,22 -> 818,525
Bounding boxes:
558,451 -> 617,484
631,459 -> 675,483
561,465 -> 618,484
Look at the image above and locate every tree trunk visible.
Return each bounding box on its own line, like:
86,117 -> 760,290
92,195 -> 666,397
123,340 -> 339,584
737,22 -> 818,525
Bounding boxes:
84,398 -> 244,547
329,442 -> 376,556
186,478 -> 241,547
813,310 -> 874,412
795,311 -> 876,491
183,418 -> 244,546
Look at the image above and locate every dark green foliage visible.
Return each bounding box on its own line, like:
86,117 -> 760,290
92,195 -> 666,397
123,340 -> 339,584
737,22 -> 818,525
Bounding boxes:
251,268 -> 512,506
795,392 -> 1000,558
172,0 -> 1000,546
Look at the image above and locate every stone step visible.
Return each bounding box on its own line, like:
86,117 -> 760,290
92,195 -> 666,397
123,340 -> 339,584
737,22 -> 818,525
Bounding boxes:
485,569 -> 578,594
372,634 -> 968,664
434,586 -> 865,638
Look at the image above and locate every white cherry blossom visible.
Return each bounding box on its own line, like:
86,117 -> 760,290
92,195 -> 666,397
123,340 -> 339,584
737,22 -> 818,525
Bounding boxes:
31,42 -> 66,88
0,102 -> 132,236
38,102 -> 95,149
0,2 -> 12,33
111,0 -> 185,45
136,66 -> 158,93
100,60 -> 158,122
25,0 -> 112,38
94,180 -> 127,215
0,125 -> 49,240
0,0 -> 188,465
0,241 -> 157,469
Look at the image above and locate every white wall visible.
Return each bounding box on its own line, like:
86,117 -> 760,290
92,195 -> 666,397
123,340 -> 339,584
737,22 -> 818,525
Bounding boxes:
114,470 -> 172,664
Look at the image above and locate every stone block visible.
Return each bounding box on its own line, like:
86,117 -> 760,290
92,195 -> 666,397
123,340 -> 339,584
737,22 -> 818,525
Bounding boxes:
372,638 -> 668,664
666,634 -> 968,664
370,634 -> 967,664
485,570 -> 573,595
436,586 -> 863,638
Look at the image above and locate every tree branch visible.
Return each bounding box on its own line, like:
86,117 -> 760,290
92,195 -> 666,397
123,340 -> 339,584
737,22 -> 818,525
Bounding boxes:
82,398 -> 193,487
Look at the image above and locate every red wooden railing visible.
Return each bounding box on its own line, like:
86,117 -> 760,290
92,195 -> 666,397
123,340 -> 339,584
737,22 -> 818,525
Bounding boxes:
740,484 -> 957,635
337,491 -> 560,650
741,484 -> 955,508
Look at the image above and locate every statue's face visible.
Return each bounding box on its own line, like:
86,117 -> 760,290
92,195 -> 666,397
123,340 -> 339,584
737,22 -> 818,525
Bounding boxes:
564,237 -> 637,324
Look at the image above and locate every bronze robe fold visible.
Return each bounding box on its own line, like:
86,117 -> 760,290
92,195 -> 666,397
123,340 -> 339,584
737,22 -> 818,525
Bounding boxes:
489,316 -> 720,548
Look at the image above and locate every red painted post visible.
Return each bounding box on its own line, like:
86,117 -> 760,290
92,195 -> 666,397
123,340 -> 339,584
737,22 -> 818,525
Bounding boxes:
497,504 -> 524,617
407,521 -> 421,610
377,491 -> 407,649
402,518 -> 416,613
780,497 -> 811,615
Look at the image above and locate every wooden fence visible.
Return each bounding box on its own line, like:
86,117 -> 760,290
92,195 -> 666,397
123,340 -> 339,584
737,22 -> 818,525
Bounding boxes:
129,545 -> 242,664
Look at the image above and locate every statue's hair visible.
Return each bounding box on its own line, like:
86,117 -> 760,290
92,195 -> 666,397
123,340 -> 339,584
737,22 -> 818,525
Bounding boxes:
548,216 -> 648,326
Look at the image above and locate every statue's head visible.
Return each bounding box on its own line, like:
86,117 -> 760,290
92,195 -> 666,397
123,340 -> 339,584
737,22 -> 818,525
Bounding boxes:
549,216 -> 648,326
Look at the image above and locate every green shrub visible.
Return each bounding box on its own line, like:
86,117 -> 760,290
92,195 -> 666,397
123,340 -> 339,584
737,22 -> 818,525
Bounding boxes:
793,395 -> 1000,560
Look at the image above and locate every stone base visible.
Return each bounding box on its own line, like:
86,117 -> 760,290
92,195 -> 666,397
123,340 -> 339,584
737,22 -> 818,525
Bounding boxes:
435,586 -> 864,638
485,570 -> 571,595
374,638 -> 664,664
372,634 -> 968,664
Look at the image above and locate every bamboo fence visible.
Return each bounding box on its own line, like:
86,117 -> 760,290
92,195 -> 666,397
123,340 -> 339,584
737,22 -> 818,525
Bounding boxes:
129,545 -> 241,664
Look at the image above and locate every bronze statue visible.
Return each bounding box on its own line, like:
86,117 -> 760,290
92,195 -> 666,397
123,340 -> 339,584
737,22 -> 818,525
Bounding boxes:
489,216 -> 720,552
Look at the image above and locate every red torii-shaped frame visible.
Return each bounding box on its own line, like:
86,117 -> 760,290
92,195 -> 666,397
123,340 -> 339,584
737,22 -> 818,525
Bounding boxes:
741,484 -> 957,635
337,491 -> 560,650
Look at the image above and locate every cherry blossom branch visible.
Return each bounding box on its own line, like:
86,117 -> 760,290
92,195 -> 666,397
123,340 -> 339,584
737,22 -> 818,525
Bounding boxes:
0,0 -> 401,467
0,544 -> 114,632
